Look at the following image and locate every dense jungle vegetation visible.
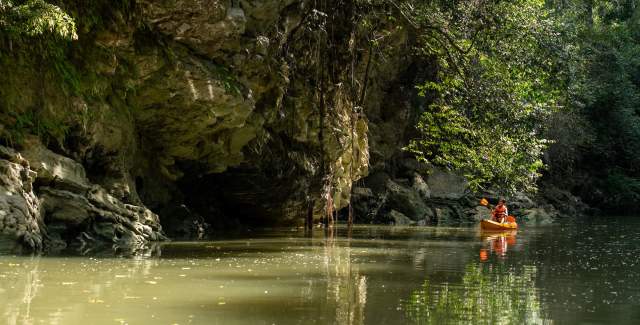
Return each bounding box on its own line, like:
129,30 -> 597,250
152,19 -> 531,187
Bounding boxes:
2,0 -> 640,213
381,0 -> 640,213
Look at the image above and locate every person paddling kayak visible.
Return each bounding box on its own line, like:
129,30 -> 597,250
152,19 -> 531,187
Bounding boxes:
479,197 -> 517,229
492,199 -> 508,223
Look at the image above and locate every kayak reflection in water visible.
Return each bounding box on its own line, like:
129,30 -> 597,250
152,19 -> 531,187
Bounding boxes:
480,230 -> 517,261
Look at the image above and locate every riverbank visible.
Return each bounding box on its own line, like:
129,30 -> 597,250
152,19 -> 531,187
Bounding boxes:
1,138 -> 590,252
347,157 -> 593,227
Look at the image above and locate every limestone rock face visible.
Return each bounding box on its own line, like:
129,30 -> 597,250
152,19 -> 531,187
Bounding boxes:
30,141 -> 167,249
0,142 -> 165,251
121,0 -> 372,225
0,146 -> 42,250
21,138 -> 90,191
116,0 -> 372,226
0,0 -> 383,243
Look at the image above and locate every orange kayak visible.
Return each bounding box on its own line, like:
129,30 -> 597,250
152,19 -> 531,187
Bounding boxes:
480,219 -> 518,230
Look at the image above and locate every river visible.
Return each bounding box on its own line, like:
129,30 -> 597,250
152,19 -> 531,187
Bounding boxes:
1,218 -> 640,324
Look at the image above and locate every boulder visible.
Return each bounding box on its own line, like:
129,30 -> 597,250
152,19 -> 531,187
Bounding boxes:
385,179 -> 431,221
39,188 -> 94,226
349,186 -> 383,223
427,167 -> 467,199
521,207 -> 559,225
539,185 -> 591,217
20,138 -> 90,191
364,171 -> 391,194
466,206 -> 491,221
388,210 -> 413,226
434,207 -> 455,224
509,192 -> 536,211
412,172 -> 430,199
39,184 -> 166,246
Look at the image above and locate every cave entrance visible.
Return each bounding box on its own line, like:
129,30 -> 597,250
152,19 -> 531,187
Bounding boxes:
176,165 -> 309,229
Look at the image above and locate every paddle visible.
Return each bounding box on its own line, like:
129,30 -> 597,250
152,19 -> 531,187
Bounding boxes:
479,198 -> 492,209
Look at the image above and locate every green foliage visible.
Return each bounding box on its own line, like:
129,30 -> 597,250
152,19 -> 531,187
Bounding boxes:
604,171 -> 640,209
4,110 -> 70,147
213,64 -> 243,96
542,0 -> 640,211
0,0 -> 82,94
51,49 -> 81,93
405,0 -> 562,194
0,0 -> 104,146
0,0 -> 77,40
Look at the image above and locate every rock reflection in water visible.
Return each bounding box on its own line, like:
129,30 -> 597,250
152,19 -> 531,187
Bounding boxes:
0,231 -> 372,325
402,263 -> 546,324
3,256 -> 41,325
0,254 -> 161,325
321,232 -> 367,325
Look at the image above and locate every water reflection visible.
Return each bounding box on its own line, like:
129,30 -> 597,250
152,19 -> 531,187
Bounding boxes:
1,222 -> 639,324
402,263 -> 547,324
480,230 -> 517,260
0,230 -> 371,325
321,232 -> 367,325
3,256 -> 41,325
0,254 -> 162,325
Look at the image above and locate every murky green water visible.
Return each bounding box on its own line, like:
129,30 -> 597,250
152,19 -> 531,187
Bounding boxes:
1,218 -> 640,324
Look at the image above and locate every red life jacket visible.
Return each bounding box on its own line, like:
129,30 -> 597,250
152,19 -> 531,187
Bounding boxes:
492,204 -> 507,219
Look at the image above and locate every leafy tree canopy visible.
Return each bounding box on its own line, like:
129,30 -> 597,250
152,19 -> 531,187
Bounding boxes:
403,0 -> 565,194
544,0 -> 640,211
0,0 -> 76,40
